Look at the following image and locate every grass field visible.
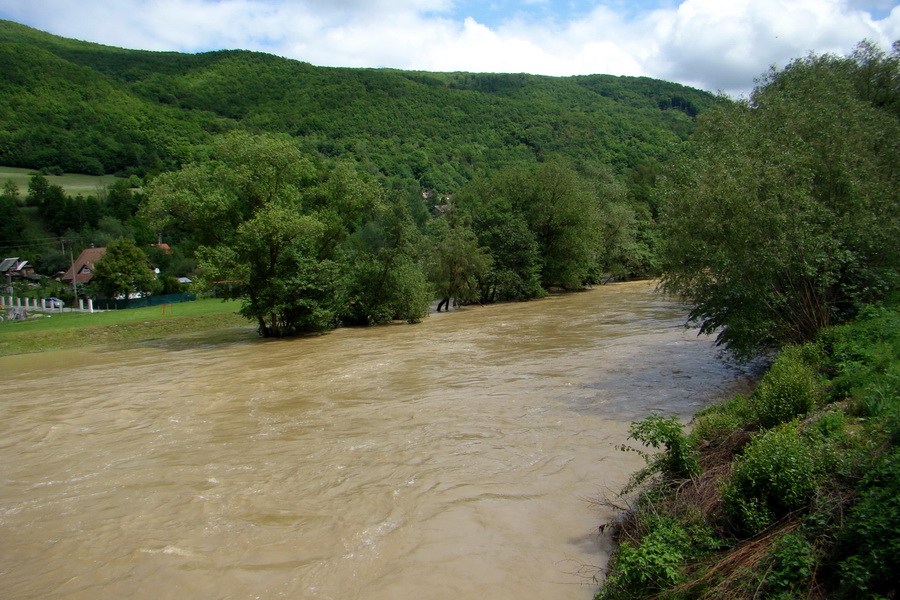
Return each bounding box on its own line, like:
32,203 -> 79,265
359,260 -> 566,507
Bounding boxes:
1,165 -> 125,197
0,299 -> 254,355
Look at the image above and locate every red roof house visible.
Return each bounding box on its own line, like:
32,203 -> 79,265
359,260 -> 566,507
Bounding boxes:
61,247 -> 107,286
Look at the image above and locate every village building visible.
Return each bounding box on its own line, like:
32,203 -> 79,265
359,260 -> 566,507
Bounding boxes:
61,247 -> 107,287
1,257 -> 36,279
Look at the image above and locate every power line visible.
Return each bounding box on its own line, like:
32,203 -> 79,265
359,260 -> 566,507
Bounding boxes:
0,237 -> 82,251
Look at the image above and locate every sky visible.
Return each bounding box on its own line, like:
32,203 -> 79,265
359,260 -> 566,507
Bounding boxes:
1,0 -> 898,97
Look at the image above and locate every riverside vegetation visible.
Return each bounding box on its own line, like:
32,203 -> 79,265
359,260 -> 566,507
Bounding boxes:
597,42 -> 900,599
1,18 -> 898,599
599,302 -> 900,599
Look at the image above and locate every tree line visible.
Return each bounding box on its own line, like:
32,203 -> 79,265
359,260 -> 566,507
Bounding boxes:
137,131 -> 653,336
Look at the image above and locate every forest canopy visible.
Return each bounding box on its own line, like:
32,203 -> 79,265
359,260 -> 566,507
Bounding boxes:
0,19 -> 718,180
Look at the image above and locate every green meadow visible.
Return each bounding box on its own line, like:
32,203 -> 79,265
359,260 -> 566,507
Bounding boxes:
0,298 -> 252,355
1,166 -> 123,198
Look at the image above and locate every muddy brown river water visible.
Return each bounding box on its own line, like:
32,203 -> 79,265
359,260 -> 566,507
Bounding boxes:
0,281 -> 757,599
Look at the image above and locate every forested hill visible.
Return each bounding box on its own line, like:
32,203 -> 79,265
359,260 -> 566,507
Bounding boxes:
0,19 -> 719,187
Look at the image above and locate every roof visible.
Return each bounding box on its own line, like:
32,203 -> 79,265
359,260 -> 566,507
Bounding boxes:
0,257 -> 19,272
61,247 -> 107,285
1,257 -> 30,274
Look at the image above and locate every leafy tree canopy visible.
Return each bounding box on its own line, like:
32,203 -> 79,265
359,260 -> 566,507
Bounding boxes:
660,41 -> 900,358
92,237 -> 157,299
145,131 -> 432,336
0,19 -> 718,182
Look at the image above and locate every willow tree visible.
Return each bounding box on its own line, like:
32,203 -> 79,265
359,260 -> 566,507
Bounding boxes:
660,42 -> 900,358
459,161 -> 605,292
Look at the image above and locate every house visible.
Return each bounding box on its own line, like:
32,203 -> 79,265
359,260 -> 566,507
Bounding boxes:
62,246 -> 161,297
0,257 -> 36,279
61,247 -> 107,286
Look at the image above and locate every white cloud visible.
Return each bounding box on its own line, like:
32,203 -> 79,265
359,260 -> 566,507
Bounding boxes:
0,0 -> 897,96
643,0 -> 897,95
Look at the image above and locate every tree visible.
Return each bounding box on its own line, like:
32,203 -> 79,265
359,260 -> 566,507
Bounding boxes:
0,180 -> 28,249
427,215 -> 492,311
339,203 -> 432,325
92,237 -> 157,299
660,43 -> 900,358
460,161 -> 604,291
144,131 -> 423,336
455,182 -> 544,302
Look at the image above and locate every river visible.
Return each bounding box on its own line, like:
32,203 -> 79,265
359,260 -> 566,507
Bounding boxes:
0,281 -> 756,600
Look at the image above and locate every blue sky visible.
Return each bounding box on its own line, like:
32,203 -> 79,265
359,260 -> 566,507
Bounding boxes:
1,0 -> 897,97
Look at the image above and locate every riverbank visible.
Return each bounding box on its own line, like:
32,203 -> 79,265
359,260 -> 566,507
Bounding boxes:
596,302 -> 900,599
0,299 -> 252,355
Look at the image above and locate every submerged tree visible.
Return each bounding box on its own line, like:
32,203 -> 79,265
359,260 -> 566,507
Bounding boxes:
427,215 -> 492,311
457,161 -> 607,293
660,41 -> 900,358
340,202 -> 432,325
143,131 -> 430,336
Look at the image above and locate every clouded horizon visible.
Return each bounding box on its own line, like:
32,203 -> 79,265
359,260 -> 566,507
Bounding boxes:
1,0 -> 898,97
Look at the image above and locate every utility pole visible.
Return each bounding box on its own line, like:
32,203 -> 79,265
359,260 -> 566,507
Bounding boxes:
68,240 -> 78,307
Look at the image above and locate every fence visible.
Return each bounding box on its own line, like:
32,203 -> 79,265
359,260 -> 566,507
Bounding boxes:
93,293 -> 196,311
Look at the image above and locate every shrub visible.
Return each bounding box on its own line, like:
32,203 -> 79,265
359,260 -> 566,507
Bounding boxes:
623,414 -> 699,488
810,410 -> 849,444
751,345 -> 821,429
819,304 -> 900,402
763,532 -> 819,599
723,423 -> 828,534
599,511 -> 716,599
603,516 -> 690,594
834,449 -> 900,598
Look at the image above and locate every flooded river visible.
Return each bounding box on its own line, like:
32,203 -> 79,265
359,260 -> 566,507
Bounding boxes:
0,281 -> 756,599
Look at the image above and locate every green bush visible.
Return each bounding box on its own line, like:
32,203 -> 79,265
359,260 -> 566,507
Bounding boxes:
819,304 -> 900,403
834,449 -> 900,598
599,511 -> 717,599
764,532 -> 819,598
723,423 -> 828,533
624,414 -> 699,488
751,345 -> 821,429
809,410 -> 849,445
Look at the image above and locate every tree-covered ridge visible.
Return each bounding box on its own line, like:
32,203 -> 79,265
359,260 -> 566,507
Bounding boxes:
0,19 -> 719,182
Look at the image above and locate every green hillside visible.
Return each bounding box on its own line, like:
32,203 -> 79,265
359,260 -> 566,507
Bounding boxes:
0,18 -> 724,327
0,19 -> 719,185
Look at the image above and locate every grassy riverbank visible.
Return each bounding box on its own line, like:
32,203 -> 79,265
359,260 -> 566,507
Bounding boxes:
0,299 -> 252,355
597,301 -> 900,599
